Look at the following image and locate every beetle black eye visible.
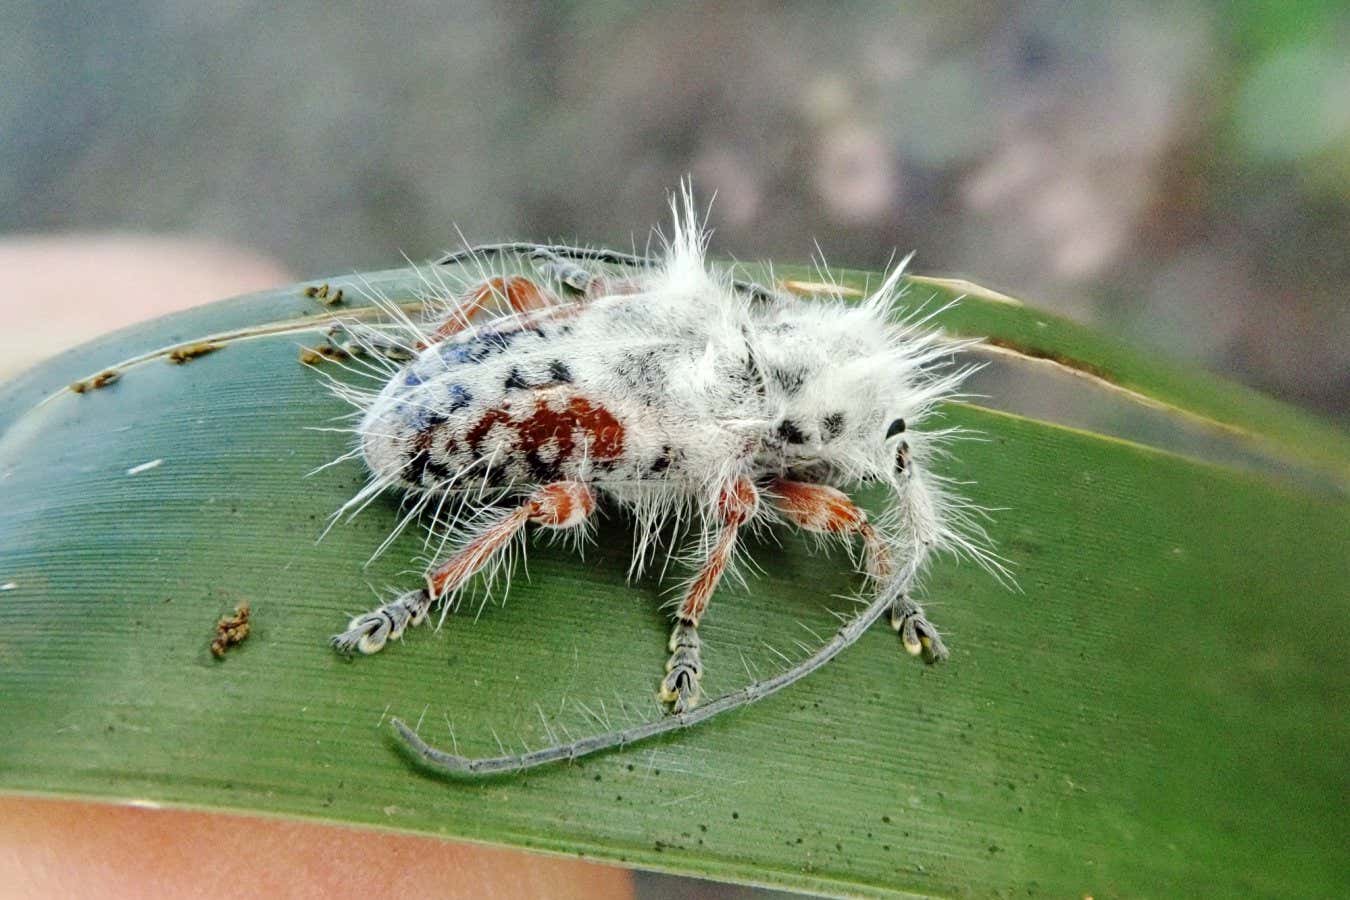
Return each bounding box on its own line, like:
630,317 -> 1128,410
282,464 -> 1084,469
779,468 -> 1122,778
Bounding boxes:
885,418 -> 906,439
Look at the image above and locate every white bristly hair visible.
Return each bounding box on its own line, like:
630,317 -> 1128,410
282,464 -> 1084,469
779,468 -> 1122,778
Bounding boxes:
314,183 -> 1008,775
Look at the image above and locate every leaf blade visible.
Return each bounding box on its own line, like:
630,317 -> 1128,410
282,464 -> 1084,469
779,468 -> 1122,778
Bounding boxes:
0,270 -> 1345,896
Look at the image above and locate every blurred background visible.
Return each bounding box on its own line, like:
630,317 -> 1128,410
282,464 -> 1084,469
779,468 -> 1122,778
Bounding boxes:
2,0 -> 1348,419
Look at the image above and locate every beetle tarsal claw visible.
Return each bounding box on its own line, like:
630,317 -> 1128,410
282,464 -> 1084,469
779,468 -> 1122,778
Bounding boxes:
660,621 -> 703,712
890,593 -> 949,664
659,665 -> 701,713
331,588 -> 433,656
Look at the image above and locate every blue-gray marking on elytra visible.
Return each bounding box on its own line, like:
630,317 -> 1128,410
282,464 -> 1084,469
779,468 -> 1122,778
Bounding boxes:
446,383 -> 472,413
440,328 -> 522,367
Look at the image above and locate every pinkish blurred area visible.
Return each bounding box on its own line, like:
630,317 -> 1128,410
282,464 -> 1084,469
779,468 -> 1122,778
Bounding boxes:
0,236 -> 291,379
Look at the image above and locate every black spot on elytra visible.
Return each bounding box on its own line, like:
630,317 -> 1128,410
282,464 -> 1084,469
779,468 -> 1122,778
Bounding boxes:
504,359 -> 574,392
405,449 -> 432,483
739,326 -> 767,397
614,348 -> 667,405
548,359 -> 573,383
822,412 -> 845,440
777,420 -> 807,445
525,449 -> 562,482
731,358 -> 765,398
446,383 -> 473,413
422,457 -> 452,483
441,328 -> 518,366
650,444 -> 680,474
475,463 -> 510,488
770,367 -> 806,395
404,413 -> 450,484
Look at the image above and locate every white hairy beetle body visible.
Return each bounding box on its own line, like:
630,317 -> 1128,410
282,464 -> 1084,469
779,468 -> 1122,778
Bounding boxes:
323,188 -> 999,775
361,266 -> 757,499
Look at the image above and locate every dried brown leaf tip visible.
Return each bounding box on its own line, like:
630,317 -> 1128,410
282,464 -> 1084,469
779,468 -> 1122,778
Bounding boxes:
168,341 -> 223,364
211,601 -> 251,658
304,282 -> 344,305
70,369 -> 121,393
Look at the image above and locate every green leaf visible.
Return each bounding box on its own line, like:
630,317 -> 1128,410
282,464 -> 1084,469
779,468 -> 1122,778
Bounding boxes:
1,265 -> 1345,897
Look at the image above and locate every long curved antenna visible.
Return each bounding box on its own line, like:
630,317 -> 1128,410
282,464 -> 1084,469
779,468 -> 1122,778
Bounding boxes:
436,242 -> 656,270
436,242 -> 779,304
391,587 -> 892,777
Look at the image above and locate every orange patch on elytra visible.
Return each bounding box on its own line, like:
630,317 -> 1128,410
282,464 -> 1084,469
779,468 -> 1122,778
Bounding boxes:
465,394 -> 626,464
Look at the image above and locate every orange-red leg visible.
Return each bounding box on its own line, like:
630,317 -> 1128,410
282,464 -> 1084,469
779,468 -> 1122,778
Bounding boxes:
332,482 -> 595,655
767,479 -> 893,579
676,476 -> 759,624
419,269 -> 646,352
426,481 -> 594,597
659,476 -> 759,712
767,479 -> 947,662
425,275 -> 557,345
326,275 -> 563,361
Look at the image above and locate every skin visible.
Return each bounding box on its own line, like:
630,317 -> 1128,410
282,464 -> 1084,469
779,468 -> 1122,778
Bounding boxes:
0,236 -> 634,900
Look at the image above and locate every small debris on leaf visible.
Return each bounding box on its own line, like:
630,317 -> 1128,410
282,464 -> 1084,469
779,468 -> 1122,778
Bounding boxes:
168,341 -> 223,364
304,283 -> 344,305
125,458 -> 163,476
70,369 -> 121,393
211,601 -> 252,658
298,343 -> 351,366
